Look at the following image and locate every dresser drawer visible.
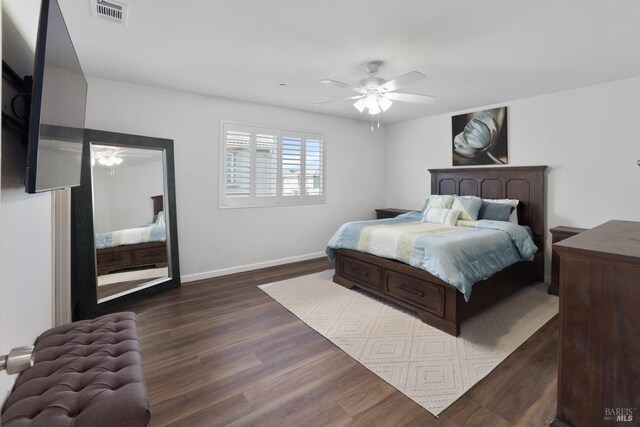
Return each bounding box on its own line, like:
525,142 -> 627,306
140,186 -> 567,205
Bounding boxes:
133,246 -> 167,265
385,271 -> 444,317
340,256 -> 383,291
97,251 -> 132,270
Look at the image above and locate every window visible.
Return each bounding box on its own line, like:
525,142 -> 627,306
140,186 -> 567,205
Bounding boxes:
220,121 -> 325,207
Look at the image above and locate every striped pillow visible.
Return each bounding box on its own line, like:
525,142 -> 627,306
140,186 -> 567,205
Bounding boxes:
451,196 -> 483,221
422,207 -> 461,226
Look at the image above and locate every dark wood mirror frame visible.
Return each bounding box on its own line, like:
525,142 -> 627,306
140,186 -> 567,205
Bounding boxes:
71,128 -> 181,320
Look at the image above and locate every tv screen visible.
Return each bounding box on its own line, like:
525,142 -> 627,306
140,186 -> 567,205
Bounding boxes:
26,0 -> 88,193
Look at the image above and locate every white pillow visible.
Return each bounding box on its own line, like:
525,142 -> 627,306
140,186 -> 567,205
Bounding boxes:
484,199 -> 519,224
422,207 -> 461,226
422,195 -> 455,211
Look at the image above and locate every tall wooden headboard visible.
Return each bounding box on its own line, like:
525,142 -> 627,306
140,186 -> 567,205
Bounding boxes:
429,166 -> 547,249
151,195 -> 164,216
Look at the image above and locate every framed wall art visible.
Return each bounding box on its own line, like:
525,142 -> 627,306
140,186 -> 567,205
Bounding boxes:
452,106 -> 507,166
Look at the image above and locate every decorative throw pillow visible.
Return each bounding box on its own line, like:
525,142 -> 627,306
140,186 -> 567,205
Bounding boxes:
450,196 -> 483,221
422,207 -> 461,226
425,195 -> 454,210
478,202 -> 515,222
484,199 -> 519,224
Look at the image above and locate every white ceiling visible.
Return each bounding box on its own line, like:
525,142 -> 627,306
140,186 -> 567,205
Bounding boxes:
4,0 -> 640,123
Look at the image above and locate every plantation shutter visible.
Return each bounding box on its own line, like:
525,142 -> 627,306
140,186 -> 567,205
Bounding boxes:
281,134 -> 302,198
304,135 -> 323,198
223,124 -> 251,201
220,121 -> 324,207
255,131 -> 278,198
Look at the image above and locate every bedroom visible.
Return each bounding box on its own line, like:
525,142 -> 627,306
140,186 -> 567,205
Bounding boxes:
1,0 -> 639,426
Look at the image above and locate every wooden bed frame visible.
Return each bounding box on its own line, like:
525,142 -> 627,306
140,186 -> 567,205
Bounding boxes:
96,195 -> 168,276
333,166 -> 547,336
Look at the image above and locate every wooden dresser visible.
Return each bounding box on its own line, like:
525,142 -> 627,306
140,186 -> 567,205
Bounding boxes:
552,220 -> 640,427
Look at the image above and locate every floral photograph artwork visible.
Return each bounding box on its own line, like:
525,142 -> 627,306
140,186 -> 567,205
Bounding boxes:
452,106 -> 508,165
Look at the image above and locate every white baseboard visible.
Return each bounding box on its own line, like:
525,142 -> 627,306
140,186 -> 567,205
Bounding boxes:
181,251 -> 327,284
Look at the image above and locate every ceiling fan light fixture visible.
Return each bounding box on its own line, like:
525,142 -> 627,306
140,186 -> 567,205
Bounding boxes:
353,98 -> 366,113
378,96 -> 392,112
367,102 -> 381,115
106,156 -> 122,166
364,93 -> 378,109
95,154 -> 124,167
362,94 -> 382,115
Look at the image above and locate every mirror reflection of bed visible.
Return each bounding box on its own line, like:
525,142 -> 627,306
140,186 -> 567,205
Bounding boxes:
91,143 -> 170,302
95,195 -> 167,300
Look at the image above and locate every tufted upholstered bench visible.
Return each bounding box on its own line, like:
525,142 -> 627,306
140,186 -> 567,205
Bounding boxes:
1,312 -> 150,426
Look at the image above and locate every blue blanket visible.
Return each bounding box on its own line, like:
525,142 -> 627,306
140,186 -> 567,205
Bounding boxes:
327,212 -> 537,301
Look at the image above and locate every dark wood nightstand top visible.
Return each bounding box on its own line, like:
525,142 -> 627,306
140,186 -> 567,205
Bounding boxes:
375,208 -> 418,219
550,226 -> 588,236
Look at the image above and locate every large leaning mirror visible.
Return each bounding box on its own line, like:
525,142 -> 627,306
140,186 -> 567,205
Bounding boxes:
72,129 -> 180,320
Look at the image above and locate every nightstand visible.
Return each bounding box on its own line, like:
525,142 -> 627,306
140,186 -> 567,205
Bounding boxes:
549,226 -> 587,295
375,208 -> 416,219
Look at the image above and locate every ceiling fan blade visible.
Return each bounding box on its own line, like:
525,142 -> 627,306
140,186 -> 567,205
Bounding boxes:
378,71 -> 425,92
320,79 -> 365,93
383,92 -> 438,104
314,95 -> 363,105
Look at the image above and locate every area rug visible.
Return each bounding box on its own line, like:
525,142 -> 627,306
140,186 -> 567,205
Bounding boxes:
258,270 -> 558,416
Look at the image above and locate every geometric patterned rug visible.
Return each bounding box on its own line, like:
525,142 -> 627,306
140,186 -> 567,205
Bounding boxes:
258,269 -> 558,416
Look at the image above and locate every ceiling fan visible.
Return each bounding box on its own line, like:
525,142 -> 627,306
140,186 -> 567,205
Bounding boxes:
91,145 -> 155,168
318,61 -> 437,118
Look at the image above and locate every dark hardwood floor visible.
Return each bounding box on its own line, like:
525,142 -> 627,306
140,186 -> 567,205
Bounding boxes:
125,258 -> 559,427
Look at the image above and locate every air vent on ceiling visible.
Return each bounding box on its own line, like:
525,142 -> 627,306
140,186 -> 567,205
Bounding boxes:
90,0 -> 129,26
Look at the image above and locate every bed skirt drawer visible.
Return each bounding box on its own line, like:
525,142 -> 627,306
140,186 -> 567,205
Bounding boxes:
340,256 -> 383,291
97,251 -> 132,271
385,271 -> 444,317
133,246 -> 167,265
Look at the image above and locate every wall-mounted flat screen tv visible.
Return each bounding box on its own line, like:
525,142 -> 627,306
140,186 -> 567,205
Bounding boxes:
26,0 -> 88,193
